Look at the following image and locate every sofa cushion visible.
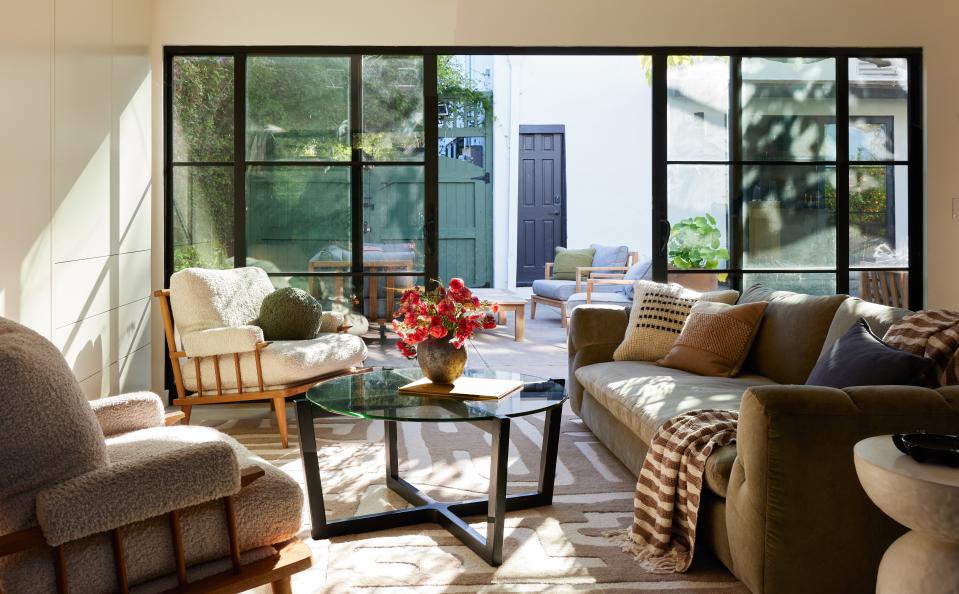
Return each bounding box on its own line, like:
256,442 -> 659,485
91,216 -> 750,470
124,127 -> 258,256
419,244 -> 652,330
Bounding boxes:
532,279 -> 578,302
819,297 -> 911,359
552,247 -> 595,281
256,287 -> 325,341
704,444 -> 737,498
181,333 -> 368,393
590,244 -> 629,268
574,360 -> 776,445
658,301 -> 768,378
738,284 -> 847,384
622,257 -> 653,299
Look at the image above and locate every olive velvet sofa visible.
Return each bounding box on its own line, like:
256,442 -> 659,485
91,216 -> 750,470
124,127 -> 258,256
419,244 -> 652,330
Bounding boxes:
567,284 -> 959,594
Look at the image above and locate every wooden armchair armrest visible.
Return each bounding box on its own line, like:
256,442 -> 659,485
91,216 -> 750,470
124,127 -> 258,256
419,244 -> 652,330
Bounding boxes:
0,526 -> 45,558
165,411 -> 186,426
544,262 -> 554,279
575,265 -> 631,292
586,278 -> 636,302
590,272 -> 626,279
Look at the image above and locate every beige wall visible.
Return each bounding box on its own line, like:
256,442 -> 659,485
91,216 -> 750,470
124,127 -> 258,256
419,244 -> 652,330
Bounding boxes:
0,0 -> 153,398
149,0 -> 957,391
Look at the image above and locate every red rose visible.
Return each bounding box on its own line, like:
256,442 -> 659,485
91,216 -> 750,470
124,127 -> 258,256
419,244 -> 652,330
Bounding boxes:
429,324 -> 447,338
448,278 -> 465,292
491,303 -> 500,313
482,315 -> 497,329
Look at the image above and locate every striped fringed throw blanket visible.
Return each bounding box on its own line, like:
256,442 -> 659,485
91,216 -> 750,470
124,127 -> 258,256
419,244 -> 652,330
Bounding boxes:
609,409 -> 738,573
884,310 -> 959,386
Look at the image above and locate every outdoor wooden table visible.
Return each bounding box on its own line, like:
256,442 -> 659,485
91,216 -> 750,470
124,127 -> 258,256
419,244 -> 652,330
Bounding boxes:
471,289 -> 527,342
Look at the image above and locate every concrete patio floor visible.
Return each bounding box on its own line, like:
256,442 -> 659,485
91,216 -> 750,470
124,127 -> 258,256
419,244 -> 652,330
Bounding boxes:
361,287 -> 570,382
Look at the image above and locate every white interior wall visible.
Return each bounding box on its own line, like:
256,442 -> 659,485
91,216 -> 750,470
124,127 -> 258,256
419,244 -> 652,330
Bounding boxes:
0,0 -> 153,398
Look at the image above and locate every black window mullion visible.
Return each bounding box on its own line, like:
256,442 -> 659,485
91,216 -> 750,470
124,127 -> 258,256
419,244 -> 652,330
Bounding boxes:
729,56 -> 744,293
651,54 -> 668,283
907,54 -> 924,308
349,55 -> 364,314
424,54 -> 439,290
836,57 -> 850,295
234,53 -> 247,268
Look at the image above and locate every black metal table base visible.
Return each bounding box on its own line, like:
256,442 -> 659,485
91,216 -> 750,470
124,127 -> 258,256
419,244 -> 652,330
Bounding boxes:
294,401 -> 562,566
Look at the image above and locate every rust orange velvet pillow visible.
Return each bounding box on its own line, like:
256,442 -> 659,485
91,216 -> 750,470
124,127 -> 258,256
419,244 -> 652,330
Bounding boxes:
657,300 -> 768,377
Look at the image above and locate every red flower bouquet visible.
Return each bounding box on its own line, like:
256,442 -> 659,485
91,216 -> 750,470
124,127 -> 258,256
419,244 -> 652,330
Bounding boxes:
392,278 -> 499,358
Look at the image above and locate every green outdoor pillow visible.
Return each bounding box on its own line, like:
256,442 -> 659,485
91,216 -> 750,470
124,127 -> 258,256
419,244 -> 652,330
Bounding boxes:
255,287 -> 324,340
552,247 -> 595,281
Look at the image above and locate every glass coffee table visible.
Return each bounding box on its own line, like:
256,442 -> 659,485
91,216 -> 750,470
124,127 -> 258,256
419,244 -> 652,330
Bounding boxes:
294,367 -> 567,566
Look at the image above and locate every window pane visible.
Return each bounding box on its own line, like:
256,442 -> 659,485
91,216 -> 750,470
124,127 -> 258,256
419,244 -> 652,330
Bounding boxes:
743,272 -> 836,295
667,165 -> 730,270
172,56 -> 234,162
278,275 -> 359,316
850,165 -> 908,267
364,274 -> 423,322
361,56 -> 424,161
849,58 -> 908,161
743,165 -> 836,268
667,56 -> 729,161
363,166 -> 424,273
438,55 -> 495,288
742,58 -> 836,161
172,166 -> 233,270
849,270 -> 909,308
246,56 -> 351,161
246,166 -> 351,273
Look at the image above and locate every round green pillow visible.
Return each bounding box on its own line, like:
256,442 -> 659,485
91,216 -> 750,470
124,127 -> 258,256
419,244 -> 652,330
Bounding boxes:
255,287 -> 324,341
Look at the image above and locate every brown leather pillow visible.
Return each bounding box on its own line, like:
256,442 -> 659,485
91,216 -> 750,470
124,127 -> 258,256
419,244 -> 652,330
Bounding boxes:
657,301 -> 768,377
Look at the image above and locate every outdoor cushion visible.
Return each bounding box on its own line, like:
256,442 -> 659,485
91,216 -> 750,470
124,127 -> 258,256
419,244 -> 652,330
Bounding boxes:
574,360 -> 776,445
531,279 -> 578,302
552,247 -> 595,281
738,284 -> 847,384
567,291 -> 632,311
181,333 -> 367,393
622,258 -> 654,298
590,244 -> 629,269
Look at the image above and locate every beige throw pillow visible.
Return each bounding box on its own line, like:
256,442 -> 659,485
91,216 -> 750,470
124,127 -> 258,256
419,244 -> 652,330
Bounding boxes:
612,281 -> 739,362
657,301 -> 768,377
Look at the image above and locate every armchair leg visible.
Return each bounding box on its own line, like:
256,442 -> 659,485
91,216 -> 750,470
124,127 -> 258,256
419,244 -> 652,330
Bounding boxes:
181,404 -> 192,425
560,303 -> 568,329
273,397 -> 289,449
271,576 -> 293,594
530,299 -> 537,319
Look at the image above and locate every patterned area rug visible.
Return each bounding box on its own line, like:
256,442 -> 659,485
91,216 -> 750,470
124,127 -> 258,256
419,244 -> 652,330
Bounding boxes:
199,404 -> 746,593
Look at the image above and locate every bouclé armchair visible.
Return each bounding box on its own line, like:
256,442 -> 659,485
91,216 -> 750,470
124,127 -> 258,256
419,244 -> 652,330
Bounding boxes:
0,316 -> 311,594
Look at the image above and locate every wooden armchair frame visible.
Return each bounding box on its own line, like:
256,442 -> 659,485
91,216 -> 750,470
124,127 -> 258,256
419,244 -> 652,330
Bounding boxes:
0,463 -> 312,594
155,289 -> 362,448
531,251 -> 638,329
859,270 -> 908,309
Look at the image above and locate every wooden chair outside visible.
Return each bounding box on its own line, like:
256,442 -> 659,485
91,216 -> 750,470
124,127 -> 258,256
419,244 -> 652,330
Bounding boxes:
0,461 -> 312,594
530,251 -> 638,329
155,289 -> 362,448
859,270 -> 909,309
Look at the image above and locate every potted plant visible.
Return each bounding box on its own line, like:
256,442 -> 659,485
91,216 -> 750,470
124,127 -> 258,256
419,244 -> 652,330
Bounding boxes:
392,278 -> 499,384
667,214 -> 730,292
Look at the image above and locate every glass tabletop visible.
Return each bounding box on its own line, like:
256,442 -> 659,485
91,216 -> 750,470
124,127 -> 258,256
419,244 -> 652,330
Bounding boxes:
303,367 -> 567,422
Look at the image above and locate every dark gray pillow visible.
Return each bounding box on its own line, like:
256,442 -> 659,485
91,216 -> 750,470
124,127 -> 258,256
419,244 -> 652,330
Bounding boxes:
255,287 -> 324,341
806,318 -> 935,389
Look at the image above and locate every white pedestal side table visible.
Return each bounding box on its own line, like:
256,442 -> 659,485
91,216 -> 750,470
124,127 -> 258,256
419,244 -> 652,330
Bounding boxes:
854,435 -> 959,594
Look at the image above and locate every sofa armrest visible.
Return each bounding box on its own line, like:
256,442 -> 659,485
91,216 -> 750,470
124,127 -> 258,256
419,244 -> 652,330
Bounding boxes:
89,392 -> 165,437
180,325 -> 264,358
318,311 -> 345,333
36,441 -> 241,546
726,384 -> 959,594
567,305 -> 629,414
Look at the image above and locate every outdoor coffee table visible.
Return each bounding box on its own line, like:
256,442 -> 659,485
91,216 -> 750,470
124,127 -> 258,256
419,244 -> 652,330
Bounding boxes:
294,367 -> 567,566
471,289 -> 527,341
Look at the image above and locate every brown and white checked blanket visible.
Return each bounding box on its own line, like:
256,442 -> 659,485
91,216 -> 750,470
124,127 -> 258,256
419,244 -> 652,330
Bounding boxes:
884,310 -> 959,386
610,409 -> 738,573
